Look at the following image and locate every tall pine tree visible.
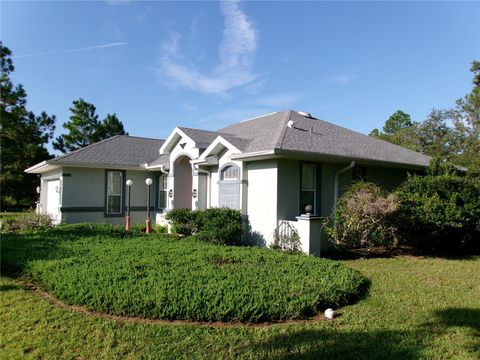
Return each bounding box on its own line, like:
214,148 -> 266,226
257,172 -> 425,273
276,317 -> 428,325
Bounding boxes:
53,99 -> 127,153
0,42 -> 56,209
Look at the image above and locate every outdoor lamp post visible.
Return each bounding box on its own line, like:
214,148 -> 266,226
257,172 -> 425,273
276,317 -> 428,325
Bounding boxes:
125,180 -> 133,231
145,178 -> 153,234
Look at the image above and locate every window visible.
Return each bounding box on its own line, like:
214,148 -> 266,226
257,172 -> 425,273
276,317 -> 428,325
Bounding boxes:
352,166 -> 367,182
158,174 -> 168,209
106,171 -> 123,214
300,163 -> 316,214
219,165 -> 240,210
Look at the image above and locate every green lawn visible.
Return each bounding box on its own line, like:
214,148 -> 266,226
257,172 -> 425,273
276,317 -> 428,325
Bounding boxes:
1,224 -> 365,322
1,228 -> 479,358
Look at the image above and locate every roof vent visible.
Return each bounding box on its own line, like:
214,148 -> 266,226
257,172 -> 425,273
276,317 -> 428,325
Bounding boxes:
287,120 -> 295,128
298,111 -> 312,117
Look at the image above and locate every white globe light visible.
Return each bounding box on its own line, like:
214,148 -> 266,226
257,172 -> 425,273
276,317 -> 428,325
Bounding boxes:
145,178 -> 153,185
324,308 -> 335,319
126,180 -> 133,186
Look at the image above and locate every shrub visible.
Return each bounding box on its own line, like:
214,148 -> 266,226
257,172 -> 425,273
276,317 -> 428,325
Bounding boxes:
396,172 -> 480,253
165,208 -> 198,236
329,182 -> 399,249
195,207 -> 243,245
271,224 -> 302,253
1,225 -> 368,322
0,212 -> 54,233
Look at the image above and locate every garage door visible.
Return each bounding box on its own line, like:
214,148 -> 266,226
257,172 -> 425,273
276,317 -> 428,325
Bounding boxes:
46,179 -> 61,224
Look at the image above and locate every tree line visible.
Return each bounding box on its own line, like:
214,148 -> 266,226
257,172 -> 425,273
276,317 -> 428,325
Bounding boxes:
1,42 -> 127,210
370,61 -> 480,175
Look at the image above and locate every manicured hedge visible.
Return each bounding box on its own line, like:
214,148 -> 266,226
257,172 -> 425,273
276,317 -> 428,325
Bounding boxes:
396,173 -> 480,253
1,224 -> 368,323
166,207 -> 243,245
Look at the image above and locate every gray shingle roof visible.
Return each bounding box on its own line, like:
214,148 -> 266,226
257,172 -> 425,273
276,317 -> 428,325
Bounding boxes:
219,110 -> 431,167
33,110 -> 430,171
178,127 -> 220,148
48,135 -> 165,167
147,154 -> 170,168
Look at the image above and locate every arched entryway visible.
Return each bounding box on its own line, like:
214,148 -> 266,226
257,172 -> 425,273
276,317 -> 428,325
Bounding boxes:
173,155 -> 192,209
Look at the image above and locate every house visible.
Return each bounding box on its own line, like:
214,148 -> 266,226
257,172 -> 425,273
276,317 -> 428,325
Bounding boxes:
26,110 -> 430,254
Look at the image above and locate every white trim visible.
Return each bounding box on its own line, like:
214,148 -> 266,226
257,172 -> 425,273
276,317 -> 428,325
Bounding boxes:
230,150 -> 276,160
198,136 -> 242,162
159,127 -> 196,155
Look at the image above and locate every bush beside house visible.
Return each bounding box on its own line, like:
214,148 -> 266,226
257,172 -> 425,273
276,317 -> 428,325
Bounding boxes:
166,207 -> 243,245
327,182 -> 399,249
329,160 -> 480,254
396,170 -> 480,253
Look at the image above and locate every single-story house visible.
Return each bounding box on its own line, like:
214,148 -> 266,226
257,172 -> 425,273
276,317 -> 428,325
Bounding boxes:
26,110 -> 430,254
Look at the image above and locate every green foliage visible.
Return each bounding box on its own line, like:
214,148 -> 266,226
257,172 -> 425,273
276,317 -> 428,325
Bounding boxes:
1,224 -> 367,323
53,99 -> 127,153
328,182 -> 399,249
396,164 -> 480,253
165,208 -> 198,236
0,212 -> 53,233
2,257 -> 479,358
272,224 -> 302,253
0,42 -> 56,210
369,110 -> 421,152
195,208 -> 243,245
166,208 -> 243,245
383,110 -> 414,134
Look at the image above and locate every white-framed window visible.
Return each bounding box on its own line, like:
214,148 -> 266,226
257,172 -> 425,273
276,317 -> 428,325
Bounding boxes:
300,163 -> 316,213
158,174 -> 168,209
219,165 -> 240,210
107,171 -> 123,214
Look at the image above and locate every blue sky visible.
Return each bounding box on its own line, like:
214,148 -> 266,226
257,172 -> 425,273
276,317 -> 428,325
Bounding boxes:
2,1 -> 479,153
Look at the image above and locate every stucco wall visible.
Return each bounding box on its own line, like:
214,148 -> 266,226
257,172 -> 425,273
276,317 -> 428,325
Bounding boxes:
246,159 -> 278,245
277,159 -> 300,221
59,167 -> 155,225
366,166 -> 409,191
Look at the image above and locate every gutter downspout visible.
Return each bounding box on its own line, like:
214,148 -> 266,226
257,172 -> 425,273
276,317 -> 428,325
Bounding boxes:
192,163 -> 211,209
159,165 -> 170,211
333,161 -> 355,225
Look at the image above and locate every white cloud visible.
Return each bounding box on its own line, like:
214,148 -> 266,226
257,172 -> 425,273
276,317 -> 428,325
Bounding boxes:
157,1 -> 258,96
13,42 -> 127,58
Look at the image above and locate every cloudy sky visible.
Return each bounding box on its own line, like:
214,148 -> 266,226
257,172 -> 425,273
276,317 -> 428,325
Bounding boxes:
2,1 -> 479,152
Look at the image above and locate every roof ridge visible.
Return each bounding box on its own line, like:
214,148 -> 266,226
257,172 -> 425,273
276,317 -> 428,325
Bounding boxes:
275,110 -> 294,149
178,126 -> 220,134
124,135 -> 165,141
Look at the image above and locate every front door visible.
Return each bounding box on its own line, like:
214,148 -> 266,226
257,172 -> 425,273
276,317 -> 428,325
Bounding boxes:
46,179 -> 61,224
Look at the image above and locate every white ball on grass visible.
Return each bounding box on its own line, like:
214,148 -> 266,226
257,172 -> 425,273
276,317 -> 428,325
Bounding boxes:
324,308 -> 335,319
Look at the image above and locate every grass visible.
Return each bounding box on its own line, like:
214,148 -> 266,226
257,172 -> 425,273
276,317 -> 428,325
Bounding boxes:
1,224 -> 366,322
1,257 -> 479,359
1,225 -> 479,358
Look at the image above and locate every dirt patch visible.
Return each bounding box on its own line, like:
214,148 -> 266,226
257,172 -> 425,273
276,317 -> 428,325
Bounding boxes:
211,257 -> 241,266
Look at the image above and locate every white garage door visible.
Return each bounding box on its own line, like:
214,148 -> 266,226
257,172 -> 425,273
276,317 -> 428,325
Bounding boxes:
46,179 -> 61,224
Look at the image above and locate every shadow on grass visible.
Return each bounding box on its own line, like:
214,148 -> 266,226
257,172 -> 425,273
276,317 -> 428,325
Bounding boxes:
0,230 -> 74,277
435,308 -> 480,333
250,328 -> 426,360
0,223 -> 155,278
323,246 -> 480,261
0,283 -> 21,292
